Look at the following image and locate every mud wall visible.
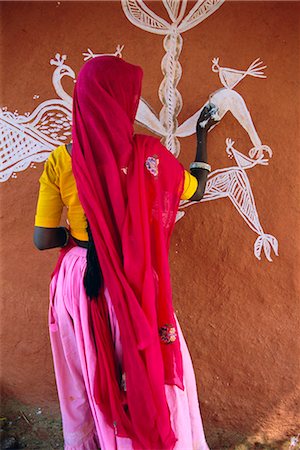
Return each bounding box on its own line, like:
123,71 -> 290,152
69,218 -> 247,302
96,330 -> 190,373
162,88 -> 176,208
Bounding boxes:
1,1 -> 299,446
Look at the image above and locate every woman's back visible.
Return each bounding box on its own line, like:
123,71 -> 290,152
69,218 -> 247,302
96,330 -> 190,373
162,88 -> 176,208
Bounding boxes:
35,143 -> 198,244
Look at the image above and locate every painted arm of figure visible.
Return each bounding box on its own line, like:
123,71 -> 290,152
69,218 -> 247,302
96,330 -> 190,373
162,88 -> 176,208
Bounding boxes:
189,104 -> 219,201
33,226 -> 68,250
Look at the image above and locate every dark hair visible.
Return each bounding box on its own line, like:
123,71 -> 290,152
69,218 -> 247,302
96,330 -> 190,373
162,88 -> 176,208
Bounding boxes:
83,223 -> 103,299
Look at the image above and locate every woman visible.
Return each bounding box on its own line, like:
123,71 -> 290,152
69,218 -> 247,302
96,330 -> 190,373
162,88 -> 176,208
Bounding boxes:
34,56 -> 218,450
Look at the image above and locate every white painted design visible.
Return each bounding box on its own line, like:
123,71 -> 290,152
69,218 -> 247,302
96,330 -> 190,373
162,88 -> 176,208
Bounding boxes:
212,57 -> 267,89
124,3 -> 272,164
178,139 -> 278,262
0,54 -> 74,182
0,46 -> 127,182
123,0 -> 225,156
82,45 -> 125,61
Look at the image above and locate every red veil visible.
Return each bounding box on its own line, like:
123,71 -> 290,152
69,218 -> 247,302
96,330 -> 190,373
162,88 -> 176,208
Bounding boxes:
72,56 -> 184,450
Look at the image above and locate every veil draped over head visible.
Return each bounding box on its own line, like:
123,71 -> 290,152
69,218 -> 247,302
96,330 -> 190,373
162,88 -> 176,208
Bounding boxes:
72,56 -> 184,450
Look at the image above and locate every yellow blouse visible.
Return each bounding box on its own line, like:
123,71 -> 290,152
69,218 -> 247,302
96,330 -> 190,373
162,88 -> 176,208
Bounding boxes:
35,145 -> 198,241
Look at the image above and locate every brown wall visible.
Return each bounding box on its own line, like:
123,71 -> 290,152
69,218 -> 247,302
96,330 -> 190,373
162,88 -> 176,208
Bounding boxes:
1,1 -> 299,446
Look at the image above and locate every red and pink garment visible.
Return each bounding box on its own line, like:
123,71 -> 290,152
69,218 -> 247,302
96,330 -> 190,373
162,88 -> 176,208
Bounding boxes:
70,55 -> 185,450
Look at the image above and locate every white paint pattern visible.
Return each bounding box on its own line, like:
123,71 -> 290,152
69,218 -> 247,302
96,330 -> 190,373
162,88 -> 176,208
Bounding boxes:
0,54 -> 73,182
178,139 -> 278,262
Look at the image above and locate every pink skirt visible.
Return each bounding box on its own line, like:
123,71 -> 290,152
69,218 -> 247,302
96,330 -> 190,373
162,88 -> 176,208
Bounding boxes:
49,246 -> 210,450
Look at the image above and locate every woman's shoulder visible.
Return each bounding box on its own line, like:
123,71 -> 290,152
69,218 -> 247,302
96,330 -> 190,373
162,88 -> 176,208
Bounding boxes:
51,143 -> 70,158
47,144 -> 70,164
134,134 -> 174,159
135,134 -> 184,183
43,144 -> 71,179
134,133 -> 159,147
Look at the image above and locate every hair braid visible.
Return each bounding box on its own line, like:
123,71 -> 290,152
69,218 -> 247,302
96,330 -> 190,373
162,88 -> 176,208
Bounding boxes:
83,222 -> 103,299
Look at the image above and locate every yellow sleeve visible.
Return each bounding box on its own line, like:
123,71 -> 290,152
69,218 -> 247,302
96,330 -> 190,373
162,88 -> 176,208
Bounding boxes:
34,154 -> 64,227
181,170 -> 198,200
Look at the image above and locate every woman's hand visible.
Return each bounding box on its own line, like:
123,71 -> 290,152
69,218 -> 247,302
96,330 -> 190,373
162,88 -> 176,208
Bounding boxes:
196,103 -> 220,135
188,104 -> 219,201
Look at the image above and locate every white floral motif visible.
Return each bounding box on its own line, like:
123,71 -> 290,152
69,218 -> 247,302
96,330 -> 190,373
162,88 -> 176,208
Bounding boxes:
145,155 -> 159,177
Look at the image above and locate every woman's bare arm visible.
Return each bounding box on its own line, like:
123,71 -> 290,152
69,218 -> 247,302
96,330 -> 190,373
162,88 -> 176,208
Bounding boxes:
189,104 -> 219,201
